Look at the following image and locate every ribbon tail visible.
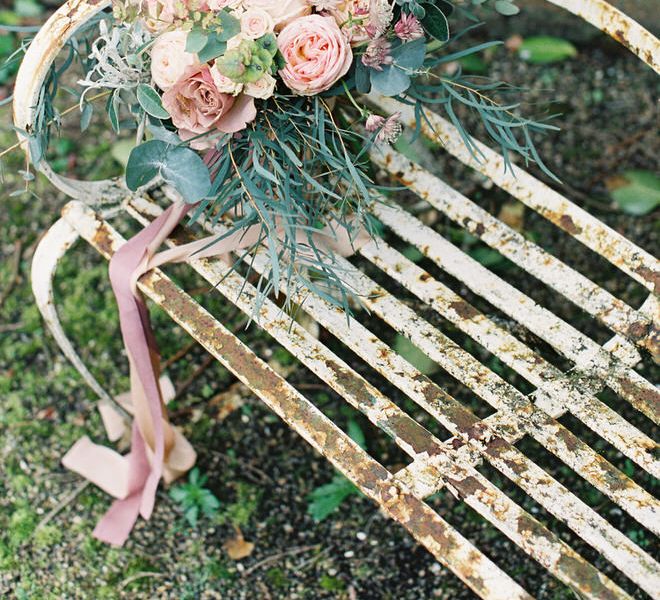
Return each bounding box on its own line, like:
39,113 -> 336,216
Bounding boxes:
92,423 -> 150,546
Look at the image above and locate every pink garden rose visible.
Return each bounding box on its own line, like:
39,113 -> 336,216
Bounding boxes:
151,31 -> 199,90
277,15 -> 352,96
162,65 -> 257,148
243,0 -> 311,30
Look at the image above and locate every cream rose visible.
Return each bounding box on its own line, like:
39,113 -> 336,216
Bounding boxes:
243,0 -> 310,30
226,32 -> 250,50
150,31 -> 200,90
240,8 -> 275,39
244,73 -> 276,99
277,15 -> 352,96
210,64 -> 244,96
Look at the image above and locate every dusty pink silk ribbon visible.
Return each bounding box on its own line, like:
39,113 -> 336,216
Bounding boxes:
62,196 -> 368,546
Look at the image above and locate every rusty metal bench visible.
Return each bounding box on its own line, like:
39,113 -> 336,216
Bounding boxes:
13,1 -> 659,598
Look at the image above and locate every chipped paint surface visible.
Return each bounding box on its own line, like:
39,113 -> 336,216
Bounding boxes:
127,195 -> 658,598
369,94 -> 660,305
546,0 -> 660,73
61,200 -> 532,600
18,1 -> 660,599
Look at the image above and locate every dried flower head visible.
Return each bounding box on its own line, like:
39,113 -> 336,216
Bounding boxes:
394,12 -> 424,42
365,111 -> 401,143
361,36 -> 392,70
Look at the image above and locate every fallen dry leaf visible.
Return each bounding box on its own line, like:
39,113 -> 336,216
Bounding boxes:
497,201 -> 526,232
223,528 -> 255,560
505,34 -> 523,51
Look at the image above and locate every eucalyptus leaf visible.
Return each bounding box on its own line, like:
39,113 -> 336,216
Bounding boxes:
494,0 -> 520,15
609,170 -> 660,216
186,28 -> 208,53
107,90 -> 120,133
370,49 -> 418,96
519,36 -> 577,64
80,102 -> 93,132
355,60 -> 371,94
392,38 -> 426,70
125,139 -> 166,190
197,33 -> 228,63
215,10 -> 241,41
136,84 -> 169,119
126,140 -> 211,202
421,2 -> 449,42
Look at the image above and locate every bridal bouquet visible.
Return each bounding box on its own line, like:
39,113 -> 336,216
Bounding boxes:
71,0 -> 544,305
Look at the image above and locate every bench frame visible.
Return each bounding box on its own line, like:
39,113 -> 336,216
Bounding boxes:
13,1 -> 660,598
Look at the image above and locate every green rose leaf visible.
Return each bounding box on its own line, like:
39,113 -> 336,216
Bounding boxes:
136,84 -> 170,119
186,28 -> 208,54
421,2 -> 449,42
519,36 -> 577,64
126,140 -> 211,203
609,170 -> 660,216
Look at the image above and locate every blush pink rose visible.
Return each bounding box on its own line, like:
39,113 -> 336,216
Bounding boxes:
243,0 -> 310,30
162,65 -> 257,147
277,15 -> 352,96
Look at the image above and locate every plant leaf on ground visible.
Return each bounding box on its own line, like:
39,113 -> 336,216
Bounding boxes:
607,170 -> 660,216
519,36 -> 577,64
307,418 -> 365,521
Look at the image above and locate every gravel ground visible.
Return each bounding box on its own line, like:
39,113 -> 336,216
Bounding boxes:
0,4 -> 658,600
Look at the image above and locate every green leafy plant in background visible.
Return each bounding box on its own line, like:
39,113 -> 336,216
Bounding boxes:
170,468 -> 221,527
307,419 -> 365,521
608,170 -> 660,216
470,0 -> 520,16
519,36 -> 578,64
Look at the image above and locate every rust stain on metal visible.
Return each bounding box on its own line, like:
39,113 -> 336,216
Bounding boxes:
559,214 -> 581,235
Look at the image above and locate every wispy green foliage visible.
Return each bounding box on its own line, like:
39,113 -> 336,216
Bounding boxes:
193,94 -> 378,315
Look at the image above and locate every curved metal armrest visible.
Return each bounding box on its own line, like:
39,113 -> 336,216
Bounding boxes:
12,0 -> 121,201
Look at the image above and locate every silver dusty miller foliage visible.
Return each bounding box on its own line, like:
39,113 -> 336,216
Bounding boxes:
78,19 -> 152,104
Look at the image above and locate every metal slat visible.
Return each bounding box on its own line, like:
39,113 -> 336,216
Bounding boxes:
131,194 -> 658,597
61,199 -> 530,600
372,202 -> 660,422
369,95 -> 660,298
361,234 -> 659,477
368,145 -> 656,357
